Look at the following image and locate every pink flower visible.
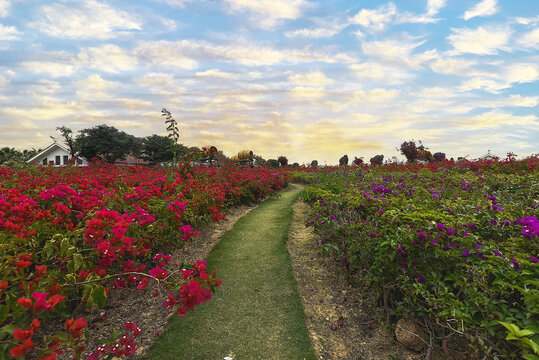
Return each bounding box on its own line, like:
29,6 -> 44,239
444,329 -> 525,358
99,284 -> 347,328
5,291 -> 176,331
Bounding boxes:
149,267 -> 168,280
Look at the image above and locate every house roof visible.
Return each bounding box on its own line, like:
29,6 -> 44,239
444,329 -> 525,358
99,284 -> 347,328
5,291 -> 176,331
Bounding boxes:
26,142 -> 72,163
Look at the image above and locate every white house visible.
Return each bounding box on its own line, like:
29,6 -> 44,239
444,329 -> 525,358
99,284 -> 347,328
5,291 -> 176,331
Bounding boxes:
27,142 -> 88,167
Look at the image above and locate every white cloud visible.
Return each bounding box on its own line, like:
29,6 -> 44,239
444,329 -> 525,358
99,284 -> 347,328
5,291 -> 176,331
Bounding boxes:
288,71 -> 333,86
447,26 -> 511,55
517,28 -> 539,49
430,57 -> 474,75
458,111 -> 537,130
224,0 -> 307,30
427,0 -> 446,16
135,41 -> 197,70
195,69 -> 235,79
22,61 -> 76,77
119,98 -> 153,109
29,0 -> 142,39
349,3 -> 396,32
0,0 -> 10,17
353,88 -> 400,102
463,0 -> 498,21
0,23 -> 20,40
360,38 -> 436,68
153,0 -> 194,8
75,74 -> 118,92
458,77 -> 509,93
504,63 -> 539,83
350,62 -> 412,84
285,26 -> 343,38
78,44 -> 138,73
290,86 -> 326,99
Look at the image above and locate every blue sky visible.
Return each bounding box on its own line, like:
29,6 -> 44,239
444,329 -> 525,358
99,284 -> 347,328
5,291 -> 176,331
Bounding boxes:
0,0 -> 537,164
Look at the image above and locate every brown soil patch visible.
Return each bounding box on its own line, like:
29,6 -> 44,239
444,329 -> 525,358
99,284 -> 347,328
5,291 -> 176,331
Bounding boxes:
52,203 -> 258,360
288,200 -> 424,360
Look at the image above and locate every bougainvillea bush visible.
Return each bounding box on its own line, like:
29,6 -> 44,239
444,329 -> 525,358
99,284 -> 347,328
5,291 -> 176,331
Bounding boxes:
302,157 -> 538,359
0,162 -> 290,359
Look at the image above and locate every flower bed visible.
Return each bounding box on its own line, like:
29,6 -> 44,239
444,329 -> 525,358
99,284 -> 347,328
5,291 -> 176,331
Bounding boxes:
302,157 -> 538,358
0,162 -> 290,359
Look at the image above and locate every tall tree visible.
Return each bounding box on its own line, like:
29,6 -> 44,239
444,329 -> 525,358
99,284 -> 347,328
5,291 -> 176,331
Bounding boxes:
56,126 -> 77,157
141,134 -> 176,164
75,124 -> 138,164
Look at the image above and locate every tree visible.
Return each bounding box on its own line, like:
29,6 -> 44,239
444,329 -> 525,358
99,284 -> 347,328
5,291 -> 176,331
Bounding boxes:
370,154 -> 384,165
75,124 -> 139,164
353,157 -> 363,165
339,154 -> 349,166
310,160 -> 318,167
141,135 -> 175,164
277,156 -> 288,167
56,126 -> 77,157
433,152 -> 446,162
399,140 -> 419,163
267,159 -> 280,168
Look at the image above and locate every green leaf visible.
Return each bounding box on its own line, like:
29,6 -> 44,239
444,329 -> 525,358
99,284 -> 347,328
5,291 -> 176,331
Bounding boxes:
90,285 -> 107,309
0,306 -> 8,325
66,246 -> 77,257
523,354 -> 539,360
73,253 -> 83,272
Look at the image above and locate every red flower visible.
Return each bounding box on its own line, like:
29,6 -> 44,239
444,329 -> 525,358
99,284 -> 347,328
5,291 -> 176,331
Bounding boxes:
30,319 -> 40,332
31,291 -> 50,311
46,294 -> 66,311
35,265 -> 47,277
149,267 -> 168,280
17,298 -> 33,309
39,353 -> 57,360
64,317 -> 88,338
13,329 -> 33,342
0,280 -> 7,291
10,338 -> 37,357
15,260 -> 32,271
137,277 -> 149,290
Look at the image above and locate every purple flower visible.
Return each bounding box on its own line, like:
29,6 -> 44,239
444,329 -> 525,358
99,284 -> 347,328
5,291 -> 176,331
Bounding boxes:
330,214 -> 336,220
462,249 -> 471,258
378,209 -> 385,215
510,258 -> 520,270
417,232 -> 427,241
341,259 -> 349,265
493,251 -> 505,259
531,256 -> 538,263
436,223 -> 445,231
446,228 -> 455,236
417,275 -> 426,283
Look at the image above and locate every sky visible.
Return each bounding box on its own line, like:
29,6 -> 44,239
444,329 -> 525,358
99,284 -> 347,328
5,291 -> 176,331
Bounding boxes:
0,0 -> 538,165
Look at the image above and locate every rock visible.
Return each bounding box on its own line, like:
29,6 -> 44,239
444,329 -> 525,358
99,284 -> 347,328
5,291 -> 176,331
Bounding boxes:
395,318 -> 425,352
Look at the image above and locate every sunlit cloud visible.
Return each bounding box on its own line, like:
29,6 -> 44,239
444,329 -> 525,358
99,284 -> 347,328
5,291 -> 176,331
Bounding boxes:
224,0 -> 308,30
28,0 -> 142,39
463,0 -> 499,21
0,23 -> 19,40
447,26 -> 512,55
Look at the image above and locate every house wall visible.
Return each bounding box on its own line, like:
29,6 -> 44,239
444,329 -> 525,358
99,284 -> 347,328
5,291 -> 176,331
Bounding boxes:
31,147 -> 88,167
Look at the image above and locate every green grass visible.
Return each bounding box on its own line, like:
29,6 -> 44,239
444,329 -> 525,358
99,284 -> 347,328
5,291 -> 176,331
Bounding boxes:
148,184 -> 316,360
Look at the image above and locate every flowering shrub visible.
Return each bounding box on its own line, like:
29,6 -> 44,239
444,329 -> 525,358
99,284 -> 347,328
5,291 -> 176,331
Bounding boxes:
302,156 -> 538,358
0,161 -> 290,359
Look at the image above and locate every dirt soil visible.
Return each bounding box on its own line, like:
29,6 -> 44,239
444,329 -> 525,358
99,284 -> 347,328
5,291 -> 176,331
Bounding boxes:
51,203 -> 258,360
288,200 -> 426,360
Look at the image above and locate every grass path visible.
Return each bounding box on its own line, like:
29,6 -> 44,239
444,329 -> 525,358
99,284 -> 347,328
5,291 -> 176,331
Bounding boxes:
148,184 -> 316,360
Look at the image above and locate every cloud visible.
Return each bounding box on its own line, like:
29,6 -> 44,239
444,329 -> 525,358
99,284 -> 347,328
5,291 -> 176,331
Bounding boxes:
517,28 -> 539,50
75,74 -> 119,92
135,41 -> 197,70
457,110 -> 537,130
195,69 -> 235,79
29,0 -> 142,39
288,71 -> 333,85
352,88 -> 400,103
224,0 -> 308,30
427,0 -> 446,16
0,23 -> 20,40
430,57 -> 474,75
290,86 -> 326,99
447,26 -> 511,55
0,0 -> 10,17
504,63 -> 539,83
285,26 -> 342,38
463,0 -> 498,21
119,98 -> 153,110
152,0 -> 194,8
349,3 -> 396,32
78,44 -> 138,73
21,61 -> 77,77
350,62 -> 412,84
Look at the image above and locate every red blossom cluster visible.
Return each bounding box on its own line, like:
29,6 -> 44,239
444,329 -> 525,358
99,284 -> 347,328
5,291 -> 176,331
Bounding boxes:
0,161 -> 290,359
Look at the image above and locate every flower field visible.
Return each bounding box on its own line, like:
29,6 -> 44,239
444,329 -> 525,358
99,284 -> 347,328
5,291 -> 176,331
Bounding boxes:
0,162 -> 290,359
302,157 -> 538,358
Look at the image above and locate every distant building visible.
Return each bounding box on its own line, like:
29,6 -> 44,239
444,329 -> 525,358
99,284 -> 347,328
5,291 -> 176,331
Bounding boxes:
476,150 -> 497,161
26,142 -> 88,166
